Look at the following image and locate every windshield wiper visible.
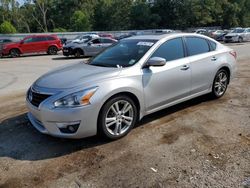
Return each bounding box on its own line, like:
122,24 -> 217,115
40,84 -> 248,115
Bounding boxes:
91,63 -> 116,68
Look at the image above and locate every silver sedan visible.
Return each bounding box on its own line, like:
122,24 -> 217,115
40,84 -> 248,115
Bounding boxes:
26,33 -> 237,139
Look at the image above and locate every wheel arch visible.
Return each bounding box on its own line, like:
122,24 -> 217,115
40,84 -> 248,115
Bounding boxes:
218,66 -> 231,83
9,47 -> 21,54
48,45 -> 58,50
97,91 -> 141,122
73,48 -> 84,55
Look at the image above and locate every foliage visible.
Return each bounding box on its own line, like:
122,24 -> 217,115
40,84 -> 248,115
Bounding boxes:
0,21 -> 17,34
0,0 -> 249,33
71,10 -> 91,31
53,27 -> 67,32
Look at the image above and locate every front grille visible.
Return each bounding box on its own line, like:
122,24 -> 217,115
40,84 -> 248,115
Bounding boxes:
225,36 -> 232,39
29,90 -> 51,107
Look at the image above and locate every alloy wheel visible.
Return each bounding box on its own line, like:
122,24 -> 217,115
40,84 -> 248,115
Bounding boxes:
105,100 -> 134,136
214,71 -> 228,97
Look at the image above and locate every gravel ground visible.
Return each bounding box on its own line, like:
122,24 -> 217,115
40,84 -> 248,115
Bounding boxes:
0,44 -> 249,188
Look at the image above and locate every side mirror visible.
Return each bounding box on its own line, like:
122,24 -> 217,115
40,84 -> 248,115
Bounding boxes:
143,57 -> 166,68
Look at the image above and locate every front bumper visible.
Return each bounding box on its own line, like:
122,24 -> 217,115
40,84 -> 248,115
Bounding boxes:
224,36 -> 239,42
63,48 -> 74,56
26,96 -> 99,139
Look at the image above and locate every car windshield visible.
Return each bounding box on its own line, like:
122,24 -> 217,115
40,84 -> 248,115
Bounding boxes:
89,39 -> 156,68
232,29 -> 244,33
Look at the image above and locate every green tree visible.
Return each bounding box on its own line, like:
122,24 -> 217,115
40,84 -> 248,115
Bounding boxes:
71,10 -> 91,31
130,0 -> 160,29
0,20 -> 17,33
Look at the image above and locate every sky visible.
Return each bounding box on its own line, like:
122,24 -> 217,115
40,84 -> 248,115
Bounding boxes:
17,0 -> 24,5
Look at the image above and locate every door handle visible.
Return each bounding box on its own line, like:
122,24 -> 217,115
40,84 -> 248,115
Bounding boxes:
211,56 -> 217,61
180,65 -> 190,71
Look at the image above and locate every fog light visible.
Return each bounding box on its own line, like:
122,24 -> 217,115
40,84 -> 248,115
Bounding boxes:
56,121 -> 80,134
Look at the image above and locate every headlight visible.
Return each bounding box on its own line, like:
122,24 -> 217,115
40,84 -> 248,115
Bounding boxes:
54,87 -> 98,108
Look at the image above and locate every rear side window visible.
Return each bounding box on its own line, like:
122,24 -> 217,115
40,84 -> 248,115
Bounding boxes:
101,39 -> 114,43
34,37 -> 47,42
47,36 -> 55,41
151,38 -> 185,61
186,37 -> 210,56
208,40 -> 217,51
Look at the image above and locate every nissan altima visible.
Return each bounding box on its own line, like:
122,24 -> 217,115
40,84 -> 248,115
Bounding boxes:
26,33 -> 237,140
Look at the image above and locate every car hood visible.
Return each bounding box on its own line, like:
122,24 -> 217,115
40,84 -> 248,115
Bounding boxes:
64,42 -> 87,48
34,62 -> 121,89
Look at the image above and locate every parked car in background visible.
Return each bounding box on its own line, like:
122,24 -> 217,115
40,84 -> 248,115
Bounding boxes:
1,35 -> 62,57
60,37 -> 67,45
70,34 -> 99,44
194,29 -> 208,35
0,38 -> 14,57
209,30 -> 227,41
63,37 -> 117,57
99,33 -> 114,39
224,28 -> 250,43
27,33 -> 236,139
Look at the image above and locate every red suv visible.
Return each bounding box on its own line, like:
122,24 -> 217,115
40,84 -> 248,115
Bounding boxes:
1,35 -> 63,57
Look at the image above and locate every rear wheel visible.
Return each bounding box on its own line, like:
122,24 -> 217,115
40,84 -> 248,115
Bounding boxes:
48,46 -> 58,55
238,37 -> 243,43
98,95 -> 138,140
211,69 -> 229,98
10,49 -> 20,58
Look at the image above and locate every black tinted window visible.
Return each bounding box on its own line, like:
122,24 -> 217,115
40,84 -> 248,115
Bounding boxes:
33,37 -> 47,42
46,36 -> 55,41
101,39 -> 114,43
151,38 -> 185,61
186,37 -> 210,56
3,39 -> 12,42
92,39 -> 100,44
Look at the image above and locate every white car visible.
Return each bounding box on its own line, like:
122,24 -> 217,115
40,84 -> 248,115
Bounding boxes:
27,33 -> 237,139
224,28 -> 250,43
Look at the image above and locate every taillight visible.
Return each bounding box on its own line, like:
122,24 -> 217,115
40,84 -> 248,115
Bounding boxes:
229,50 -> 237,59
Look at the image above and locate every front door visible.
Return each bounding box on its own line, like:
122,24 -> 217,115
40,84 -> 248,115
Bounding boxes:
143,37 -> 191,113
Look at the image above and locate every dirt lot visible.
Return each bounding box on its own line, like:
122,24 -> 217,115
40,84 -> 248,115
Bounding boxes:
0,44 -> 249,188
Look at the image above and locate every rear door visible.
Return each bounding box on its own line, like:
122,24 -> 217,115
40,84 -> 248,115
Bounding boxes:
36,36 -> 48,51
185,37 -> 218,95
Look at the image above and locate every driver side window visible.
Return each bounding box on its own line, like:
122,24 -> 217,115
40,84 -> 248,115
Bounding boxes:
92,39 -> 100,44
151,38 -> 185,61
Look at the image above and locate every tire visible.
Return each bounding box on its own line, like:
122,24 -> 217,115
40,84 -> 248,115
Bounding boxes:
10,48 -> 20,58
47,46 -> 58,55
98,95 -> 138,140
238,37 -> 243,43
74,49 -> 83,58
211,69 -> 229,99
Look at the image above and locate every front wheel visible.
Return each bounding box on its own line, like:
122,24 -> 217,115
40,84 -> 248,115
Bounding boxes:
47,46 -> 58,55
74,49 -> 83,58
238,37 -> 243,43
98,95 -> 138,140
10,49 -> 20,58
211,69 -> 229,98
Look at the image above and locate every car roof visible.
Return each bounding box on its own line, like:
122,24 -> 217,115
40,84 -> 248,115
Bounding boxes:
25,34 -> 56,38
125,33 -> 211,41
